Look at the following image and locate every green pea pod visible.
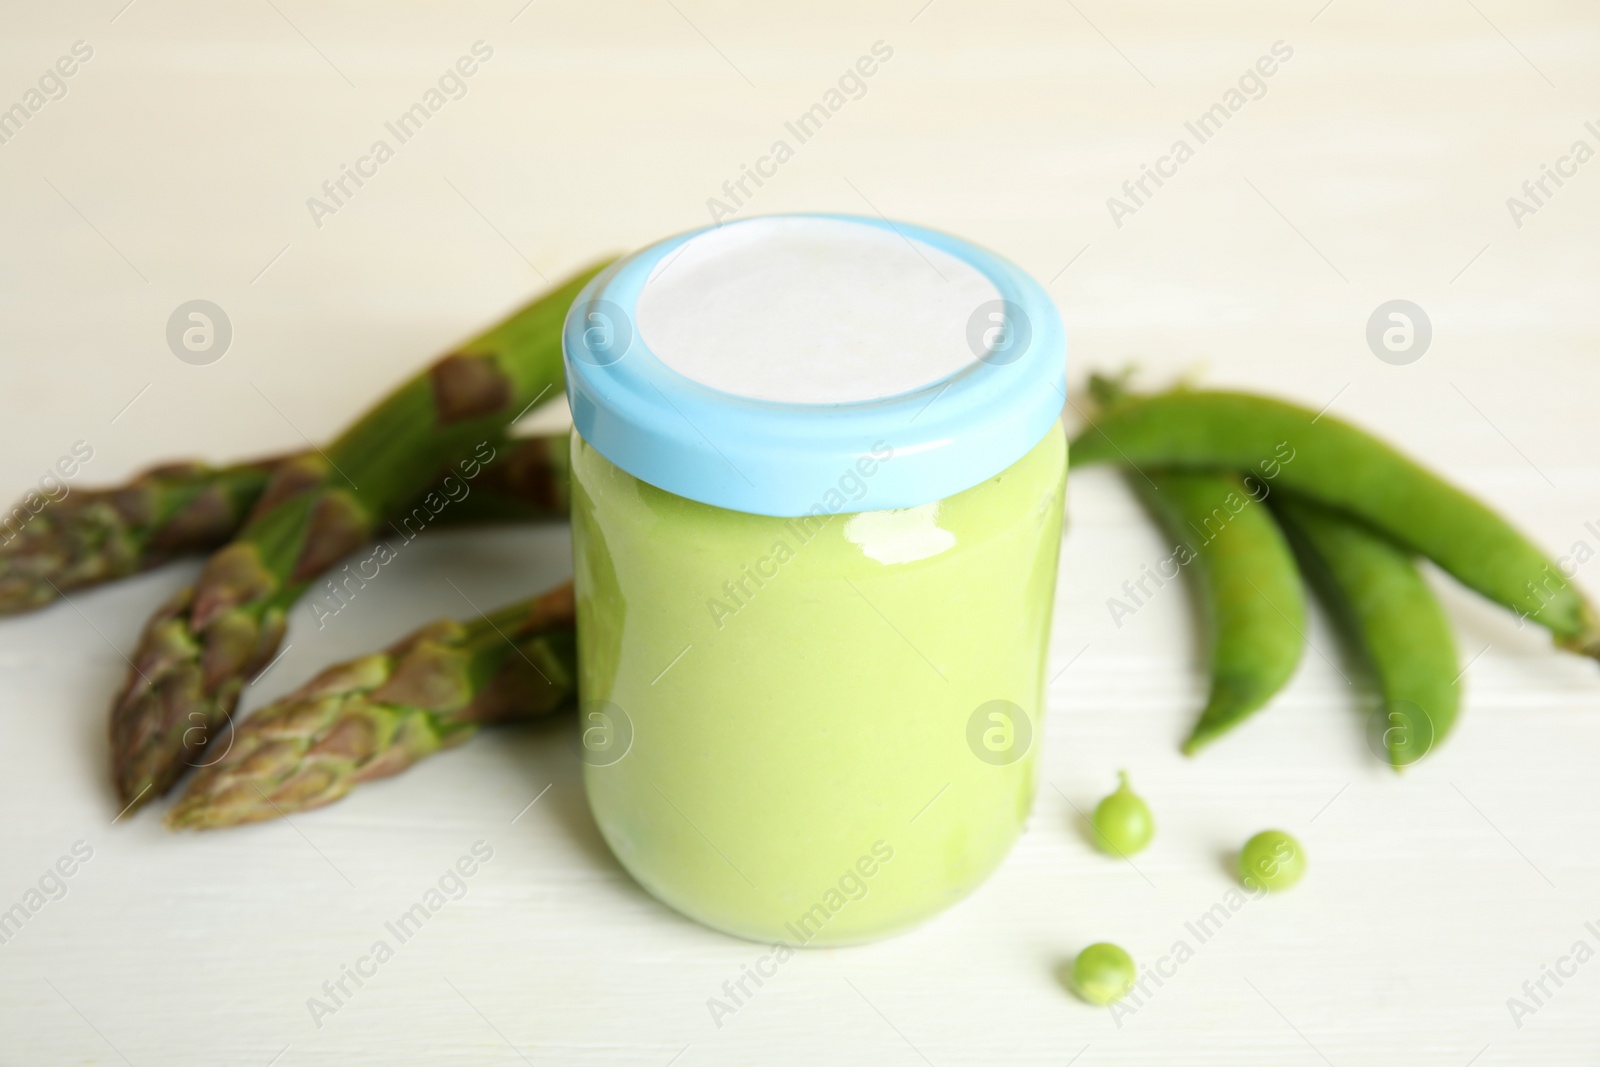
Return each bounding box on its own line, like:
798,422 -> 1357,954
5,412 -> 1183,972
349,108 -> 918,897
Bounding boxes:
1071,380 -> 1600,659
1272,493 -> 1459,769
1127,469 -> 1306,754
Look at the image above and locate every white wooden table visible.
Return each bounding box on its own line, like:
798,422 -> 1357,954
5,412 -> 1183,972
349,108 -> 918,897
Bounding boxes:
2,2 -> 1598,1063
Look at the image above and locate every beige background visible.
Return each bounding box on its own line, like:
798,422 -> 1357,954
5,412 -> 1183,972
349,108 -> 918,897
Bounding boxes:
1,0 -> 1598,1063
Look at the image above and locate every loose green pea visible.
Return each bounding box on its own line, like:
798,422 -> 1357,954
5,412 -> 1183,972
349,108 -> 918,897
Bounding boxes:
1238,829 -> 1306,892
1071,942 -> 1137,1005
1091,771 -> 1154,856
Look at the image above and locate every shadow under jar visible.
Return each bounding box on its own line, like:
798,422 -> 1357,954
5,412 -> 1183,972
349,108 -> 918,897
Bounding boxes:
563,214 -> 1066,946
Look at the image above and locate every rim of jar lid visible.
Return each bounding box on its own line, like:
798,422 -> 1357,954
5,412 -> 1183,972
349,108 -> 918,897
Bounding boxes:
561,213 -> 1066,518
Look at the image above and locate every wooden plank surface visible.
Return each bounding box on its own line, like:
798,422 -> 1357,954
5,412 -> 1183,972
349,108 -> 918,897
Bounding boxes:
0,1 -> 1597,1063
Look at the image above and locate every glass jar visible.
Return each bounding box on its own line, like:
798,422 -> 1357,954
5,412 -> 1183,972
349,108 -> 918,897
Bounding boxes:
563,214 -> 1066,945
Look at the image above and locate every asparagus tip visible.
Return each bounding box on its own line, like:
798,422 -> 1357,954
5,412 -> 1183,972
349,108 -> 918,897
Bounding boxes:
113,779 -> 158,820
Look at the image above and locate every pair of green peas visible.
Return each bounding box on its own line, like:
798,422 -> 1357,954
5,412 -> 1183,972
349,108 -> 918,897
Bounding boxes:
1071,772 -> 1305,1006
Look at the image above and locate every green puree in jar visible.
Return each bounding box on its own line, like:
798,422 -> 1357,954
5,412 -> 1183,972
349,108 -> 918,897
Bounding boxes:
573,424 -> 1065,945
562,215 -> 1068,945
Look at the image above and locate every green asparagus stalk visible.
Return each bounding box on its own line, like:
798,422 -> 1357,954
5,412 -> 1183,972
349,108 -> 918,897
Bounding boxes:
0,456 -> 282,614
439,433 -> 572,526
111,263 -> 608,812
0,434 -> 573,615
165,581 -> 576,830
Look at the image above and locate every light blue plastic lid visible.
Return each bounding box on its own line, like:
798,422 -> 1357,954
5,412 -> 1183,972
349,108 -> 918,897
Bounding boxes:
562,213 -> 1065,518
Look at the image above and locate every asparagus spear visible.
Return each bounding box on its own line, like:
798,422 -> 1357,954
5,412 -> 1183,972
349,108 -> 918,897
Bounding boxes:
437,433 -> 571,526
0,456 -> 282,614
166,581 -> 576,830
111,263 -> 608,812
0,434 -> 573,614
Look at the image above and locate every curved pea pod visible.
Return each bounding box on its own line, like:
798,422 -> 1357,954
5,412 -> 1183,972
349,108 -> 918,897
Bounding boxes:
1071,384 -> 1600,660
1272,493 -> 1459,769
1127,469 -> 1306,753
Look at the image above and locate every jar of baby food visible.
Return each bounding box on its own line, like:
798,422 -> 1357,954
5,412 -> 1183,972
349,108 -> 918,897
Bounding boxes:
563,214 -> 1066,945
